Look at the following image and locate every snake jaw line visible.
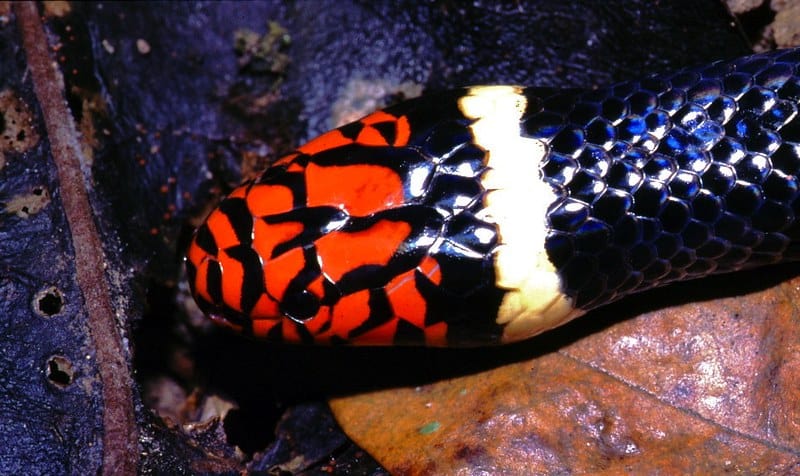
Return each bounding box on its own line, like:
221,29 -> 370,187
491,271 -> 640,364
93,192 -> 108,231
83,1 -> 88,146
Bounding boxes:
459,85 -> 581,343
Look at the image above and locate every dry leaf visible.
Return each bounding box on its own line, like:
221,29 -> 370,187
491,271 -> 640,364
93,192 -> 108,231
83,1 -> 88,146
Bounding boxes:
331,269 -> 800,474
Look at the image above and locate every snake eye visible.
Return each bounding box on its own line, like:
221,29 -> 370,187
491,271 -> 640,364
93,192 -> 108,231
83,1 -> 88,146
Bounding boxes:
280,288 -> 321,322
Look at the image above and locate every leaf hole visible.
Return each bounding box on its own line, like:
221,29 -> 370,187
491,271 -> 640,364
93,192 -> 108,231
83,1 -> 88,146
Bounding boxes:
33,286 -> 64,317
46,356 -> 74,388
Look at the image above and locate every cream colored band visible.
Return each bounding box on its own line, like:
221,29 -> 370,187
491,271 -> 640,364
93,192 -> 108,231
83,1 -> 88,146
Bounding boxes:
458,86 -> 585,343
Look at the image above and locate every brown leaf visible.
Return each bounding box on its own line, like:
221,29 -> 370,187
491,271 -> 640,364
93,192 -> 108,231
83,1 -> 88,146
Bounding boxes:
330,272 -> 800,474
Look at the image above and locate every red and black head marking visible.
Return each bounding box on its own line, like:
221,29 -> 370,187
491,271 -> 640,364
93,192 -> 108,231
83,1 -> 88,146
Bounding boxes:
186,90 -> 513,346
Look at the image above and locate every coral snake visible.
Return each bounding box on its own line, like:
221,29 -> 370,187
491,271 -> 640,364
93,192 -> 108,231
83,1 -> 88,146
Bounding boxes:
186,48 -> 800,346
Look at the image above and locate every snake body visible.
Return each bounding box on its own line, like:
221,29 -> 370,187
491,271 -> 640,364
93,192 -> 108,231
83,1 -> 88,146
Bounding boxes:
186,48 -> 800,346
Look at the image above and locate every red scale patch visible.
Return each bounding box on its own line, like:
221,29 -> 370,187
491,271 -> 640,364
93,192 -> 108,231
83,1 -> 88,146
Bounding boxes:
360,110 -> 397,125
354,318 -> 399,345
314,219 -> 411,283
422,322 -> 447,346
216,249 -> 245,313
186,240 -> 207,271
304,306 -> 332,336
385,269 -> 426,328
253,220 -> 303,262
251,293 -> 280,321
305,162 -> 405,216
393,115 -> 411,146
228,187 -> 248,200
252,317 -> 280,339
356,111 -> 411,147
383,258 -> 449,346
246,183 -> 294,217
297,129 -> 353,155
306,275 -> 326,299
355,126 -> 391,147
190,250 -> 214,304
281,319 -> 303,343
272,152 -> 299,167
206,209 -> 241,249
417,255 -> 442,285
329,289 -> 372,339
264,246 -> 306,302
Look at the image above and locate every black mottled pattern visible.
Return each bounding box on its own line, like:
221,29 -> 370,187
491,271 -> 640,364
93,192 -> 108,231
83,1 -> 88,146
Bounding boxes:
526,48 -> 800,311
